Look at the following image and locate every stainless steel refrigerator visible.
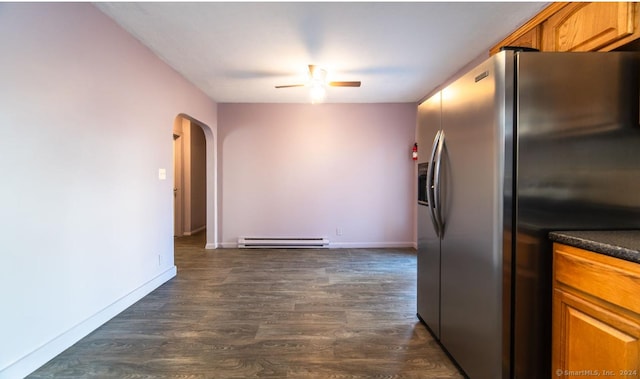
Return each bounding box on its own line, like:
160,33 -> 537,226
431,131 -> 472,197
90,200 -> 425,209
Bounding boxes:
416,50 -> 640,379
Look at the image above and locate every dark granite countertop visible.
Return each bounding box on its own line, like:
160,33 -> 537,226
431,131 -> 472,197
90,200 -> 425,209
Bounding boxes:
549,230 -> 640,264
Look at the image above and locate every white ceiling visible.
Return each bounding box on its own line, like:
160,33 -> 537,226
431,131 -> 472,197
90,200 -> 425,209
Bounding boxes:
95,2 -> 548,104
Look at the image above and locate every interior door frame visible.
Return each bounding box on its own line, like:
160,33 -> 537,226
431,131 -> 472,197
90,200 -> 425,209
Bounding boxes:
173,132 -> 184,237
173,113 -> 217,249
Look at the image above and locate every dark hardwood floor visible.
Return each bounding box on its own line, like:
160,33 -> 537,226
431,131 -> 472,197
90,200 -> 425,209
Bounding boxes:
29,232 -> 463,378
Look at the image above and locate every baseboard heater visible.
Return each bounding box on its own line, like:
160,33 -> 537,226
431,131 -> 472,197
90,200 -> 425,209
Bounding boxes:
238,237 -> 329,249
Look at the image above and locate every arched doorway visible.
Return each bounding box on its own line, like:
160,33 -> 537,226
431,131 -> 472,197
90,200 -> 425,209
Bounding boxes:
173,114 -> 217,249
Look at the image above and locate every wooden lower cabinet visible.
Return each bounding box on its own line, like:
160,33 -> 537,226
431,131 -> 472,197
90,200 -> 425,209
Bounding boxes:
553,289 -> 640,376
553,243 -> 640,378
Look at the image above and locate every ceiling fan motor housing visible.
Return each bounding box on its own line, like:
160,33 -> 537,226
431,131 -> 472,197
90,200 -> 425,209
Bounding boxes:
275,64 -> 361,89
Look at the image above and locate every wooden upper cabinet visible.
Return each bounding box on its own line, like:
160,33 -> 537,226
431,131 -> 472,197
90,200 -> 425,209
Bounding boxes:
542,2 -> 637,52
490,2 -> 640,55
507,26 -> 541,52
490,3 -> 567,55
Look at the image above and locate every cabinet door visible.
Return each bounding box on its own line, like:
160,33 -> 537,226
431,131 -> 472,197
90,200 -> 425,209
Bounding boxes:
553,289 -> 640,377
490,26 -> 541,55
489,3 -> 567,55
512,26 -> 541,51
542,2 -> 636,51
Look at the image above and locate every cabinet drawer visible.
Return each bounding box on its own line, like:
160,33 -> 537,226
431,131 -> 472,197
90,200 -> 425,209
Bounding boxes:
554,243 -> 640,315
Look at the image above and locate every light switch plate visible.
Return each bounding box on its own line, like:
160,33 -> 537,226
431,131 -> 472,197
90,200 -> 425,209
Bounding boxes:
158,168 -> 166,180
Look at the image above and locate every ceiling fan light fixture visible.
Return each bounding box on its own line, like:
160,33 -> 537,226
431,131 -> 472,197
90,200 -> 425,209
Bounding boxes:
310,83 -> 326,104
310,66 -> 327,82
275,64 -> 360,102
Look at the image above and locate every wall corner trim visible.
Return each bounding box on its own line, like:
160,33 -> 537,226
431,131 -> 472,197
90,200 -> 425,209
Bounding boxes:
0,266 -> 177,379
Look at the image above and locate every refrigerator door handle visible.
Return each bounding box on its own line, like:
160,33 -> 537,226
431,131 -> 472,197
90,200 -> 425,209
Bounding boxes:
426,130 -> 442,237
433,131 -> 445,236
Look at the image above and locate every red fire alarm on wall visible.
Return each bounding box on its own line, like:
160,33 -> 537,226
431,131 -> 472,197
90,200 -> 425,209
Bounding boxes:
412,143 -> 418,160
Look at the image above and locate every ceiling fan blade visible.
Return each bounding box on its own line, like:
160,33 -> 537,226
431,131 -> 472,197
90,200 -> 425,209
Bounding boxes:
329,81 -> 361,87
275,84 -> 306,89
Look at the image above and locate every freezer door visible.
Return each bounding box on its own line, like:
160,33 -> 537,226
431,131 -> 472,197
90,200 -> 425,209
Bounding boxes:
439,53 -> 511,378
416,92 -> 442,339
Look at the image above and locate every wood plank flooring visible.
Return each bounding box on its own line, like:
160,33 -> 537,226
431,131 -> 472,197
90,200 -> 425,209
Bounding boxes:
29,233 -> 464,378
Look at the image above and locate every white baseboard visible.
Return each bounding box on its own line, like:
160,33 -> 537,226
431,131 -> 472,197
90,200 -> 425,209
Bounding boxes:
0,266 -> 177,379
329,241 -> 416,249
216,241 -> 415,249
204,242 -> 217,249
183,225 -> 206,236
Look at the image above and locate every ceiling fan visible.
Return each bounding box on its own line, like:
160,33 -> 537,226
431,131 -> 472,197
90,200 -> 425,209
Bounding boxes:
275,65 -> 361,88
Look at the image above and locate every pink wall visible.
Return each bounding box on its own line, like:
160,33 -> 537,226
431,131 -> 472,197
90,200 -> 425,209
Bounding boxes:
218,103 -> 416,248
0,4 -> 217,376
0,4 -> 417,376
